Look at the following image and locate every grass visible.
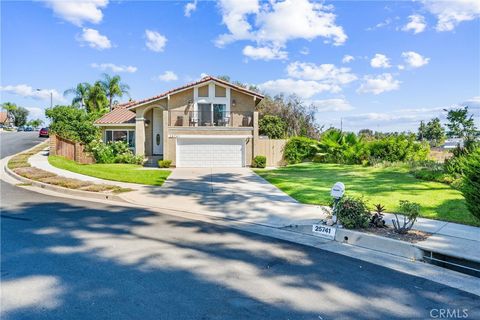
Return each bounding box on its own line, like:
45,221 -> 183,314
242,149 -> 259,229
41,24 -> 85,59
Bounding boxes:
48,155 -> 171,186
256,162 -> 479,226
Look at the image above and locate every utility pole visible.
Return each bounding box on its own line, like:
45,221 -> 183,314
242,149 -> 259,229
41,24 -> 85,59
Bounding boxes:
36,89 -> 53,108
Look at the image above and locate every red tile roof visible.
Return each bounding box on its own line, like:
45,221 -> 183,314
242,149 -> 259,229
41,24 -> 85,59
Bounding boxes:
0,112 -> 8,124
126,75 -> 264,110
94,103 -> 136,125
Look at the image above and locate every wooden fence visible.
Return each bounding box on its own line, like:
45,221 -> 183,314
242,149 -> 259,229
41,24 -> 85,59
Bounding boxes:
257,139 -> 287,167
49,135 -> 95,164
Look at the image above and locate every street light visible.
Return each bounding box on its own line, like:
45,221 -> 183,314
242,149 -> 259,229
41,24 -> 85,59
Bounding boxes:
36,89 -> 53,108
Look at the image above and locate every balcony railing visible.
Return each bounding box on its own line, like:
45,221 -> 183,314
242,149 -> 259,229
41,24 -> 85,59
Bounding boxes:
169,111 -> 254,127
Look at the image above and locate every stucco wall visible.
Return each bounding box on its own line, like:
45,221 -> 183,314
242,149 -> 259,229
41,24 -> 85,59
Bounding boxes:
144,109 -> 153,156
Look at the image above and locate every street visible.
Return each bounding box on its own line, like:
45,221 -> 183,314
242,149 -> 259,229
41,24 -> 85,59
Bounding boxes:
1,132 -> 479,320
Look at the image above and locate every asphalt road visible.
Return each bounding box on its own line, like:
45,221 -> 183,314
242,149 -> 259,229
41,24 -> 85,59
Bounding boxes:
1,132 -> 479,320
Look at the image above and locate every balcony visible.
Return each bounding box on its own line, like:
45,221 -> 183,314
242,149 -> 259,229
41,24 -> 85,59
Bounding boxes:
169,111 -> 254,127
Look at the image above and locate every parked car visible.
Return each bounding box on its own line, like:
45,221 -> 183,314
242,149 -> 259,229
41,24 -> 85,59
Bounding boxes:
39,127 -> 49,137
25,126 -> 33,131
17,126 -> 25,132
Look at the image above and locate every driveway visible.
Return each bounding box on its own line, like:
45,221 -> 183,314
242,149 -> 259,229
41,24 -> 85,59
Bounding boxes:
122,168 -> 326,227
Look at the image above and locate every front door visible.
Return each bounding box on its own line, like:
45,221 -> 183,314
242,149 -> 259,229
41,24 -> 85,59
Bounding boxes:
153,108 -> 163,155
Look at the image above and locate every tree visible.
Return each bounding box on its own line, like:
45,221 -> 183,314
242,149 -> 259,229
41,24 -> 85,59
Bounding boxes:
64,82 -> 91,108
86,81 -> 109,114
45,105 -> 99,144
100,74 -> 130,110
259,115 -> 286,139
444,106 -> 477,140
359,129 -> 374,139
11,106 -> 29,127
424,117 -> 446,147
462,147 -> 480,221
2,102 -> 17,125
417,120 -> 427,141
27,119 -> 44,128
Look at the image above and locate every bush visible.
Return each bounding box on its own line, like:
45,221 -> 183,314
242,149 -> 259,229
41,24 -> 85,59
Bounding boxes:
392,200 -> 420,234
284,136 -> 318,164
252,155 -> 266,168
462,148 -> 480,221
336,196 -> 370,229
367,134 -> 429,163
88,140 -> 143,164
259,115 -> 286,139
158,160 -> 172,168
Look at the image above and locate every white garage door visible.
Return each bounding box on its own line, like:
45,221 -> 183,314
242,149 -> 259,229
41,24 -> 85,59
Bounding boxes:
177,138 -> 245,168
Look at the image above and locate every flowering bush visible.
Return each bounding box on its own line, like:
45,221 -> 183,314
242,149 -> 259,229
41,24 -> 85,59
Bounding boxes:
88,140 -> 143,164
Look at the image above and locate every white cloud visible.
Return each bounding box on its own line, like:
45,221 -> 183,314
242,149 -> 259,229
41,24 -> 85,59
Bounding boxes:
310,98 -> 353,112
91,63 -> 137,73
157,71 -> 179,82
0,84 -> 64,102
242,45 -> 287,60
300,47 -> 310,55
258,79 -> 336,99
286,61 -> 357,86
422,0 -> 480,31
357,73 -> 400,95
43,0 -> 108,26
26,107 -> 45,120
342,55 -> 354,63
184,0 -> 197,17
402,14 -> 427,34
367,18 -> 392,31
370,54 -> 391,68
77,28 -> 111,50
401,51 -> 430,68
216,0 -> 347,60
145,29 -> 167,52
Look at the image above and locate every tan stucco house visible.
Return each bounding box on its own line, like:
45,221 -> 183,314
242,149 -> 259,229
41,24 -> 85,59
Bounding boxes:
94,76 -> 265,167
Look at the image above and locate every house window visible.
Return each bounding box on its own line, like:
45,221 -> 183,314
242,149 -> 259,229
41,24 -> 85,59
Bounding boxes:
105,130 -> 135,148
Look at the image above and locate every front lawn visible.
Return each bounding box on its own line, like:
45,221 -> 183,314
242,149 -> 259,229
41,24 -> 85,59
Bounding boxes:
256,163 -> 478,226
49,156 -> 171,186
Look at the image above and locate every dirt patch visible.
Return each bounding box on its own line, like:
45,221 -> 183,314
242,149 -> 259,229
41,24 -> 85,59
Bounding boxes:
358,227 -> 431,243
14,167 -> 56,180
39,176 -> 93,189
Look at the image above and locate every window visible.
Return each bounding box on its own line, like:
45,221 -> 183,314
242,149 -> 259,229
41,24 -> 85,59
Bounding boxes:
105,130 -> 135,148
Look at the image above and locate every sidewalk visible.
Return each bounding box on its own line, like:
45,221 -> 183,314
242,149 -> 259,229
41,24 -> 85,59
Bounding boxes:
28,149 -> 480,263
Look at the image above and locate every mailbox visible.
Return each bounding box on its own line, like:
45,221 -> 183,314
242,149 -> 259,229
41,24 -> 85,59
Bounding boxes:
330,182 -> 345,199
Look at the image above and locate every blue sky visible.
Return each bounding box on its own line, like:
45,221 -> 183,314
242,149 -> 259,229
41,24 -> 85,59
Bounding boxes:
1,0 -> 479,132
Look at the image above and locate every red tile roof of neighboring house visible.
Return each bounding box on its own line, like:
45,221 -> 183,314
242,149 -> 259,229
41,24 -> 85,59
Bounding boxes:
94,76 -> 264,125
93,103 -> 136,125
0,111 -> 9,124
126,75 -> 264,110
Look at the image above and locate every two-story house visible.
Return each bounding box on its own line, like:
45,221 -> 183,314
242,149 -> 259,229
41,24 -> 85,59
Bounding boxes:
94,76 -> 265,167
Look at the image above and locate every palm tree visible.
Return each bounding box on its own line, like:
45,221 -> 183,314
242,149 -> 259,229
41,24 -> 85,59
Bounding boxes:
64,82 -> 91,108
100,73 -> 130,110
86,81 -> 109,114
1,102 -> 17,123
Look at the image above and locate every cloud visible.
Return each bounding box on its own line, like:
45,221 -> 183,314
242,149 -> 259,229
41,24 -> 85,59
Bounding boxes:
286,61 -> 357,86
26,107 -> 46,120
145,29 -> 167,52
216,0 -> 347,60
258,79 -> 335,99
402,14 -> 427,34
422,0 -> 480,31
370,54 -> 391,68
300,47 -> 310,55
367,18 -> 392,31
156,71 -> 179,82
401,51 -> 430,68
242,45 -> 287,60
184,0 -> 197,17
91,63 -> 137,73
0,84 -> 64,102
342,55 -> 354,63
43,0 -> 108,26
310,98 -> 353,112
357,73 -> 400,95
77,28 -> 111,50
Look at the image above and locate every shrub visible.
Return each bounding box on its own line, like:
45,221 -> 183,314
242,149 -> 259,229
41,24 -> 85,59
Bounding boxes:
259,115 -> 286,139
88,140 -> 143,164
367,134 -> 429,163
158,159 -> 172,168
462,148 -> 480,221
392,200 -> 420,234
336,196 -> 370,229
284,136 -> 318,164
252,155 -> 266,168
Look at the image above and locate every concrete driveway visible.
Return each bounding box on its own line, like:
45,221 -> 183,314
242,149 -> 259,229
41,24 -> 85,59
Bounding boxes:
122,168 -> 326,227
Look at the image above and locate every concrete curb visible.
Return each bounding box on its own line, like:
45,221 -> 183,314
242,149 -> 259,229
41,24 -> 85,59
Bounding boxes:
335,228 -> 424,261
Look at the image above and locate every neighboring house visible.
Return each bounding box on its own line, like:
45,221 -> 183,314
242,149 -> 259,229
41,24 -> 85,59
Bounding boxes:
443,138 -> 464,149
0,111 -> 13,127
94,76 -> 265,167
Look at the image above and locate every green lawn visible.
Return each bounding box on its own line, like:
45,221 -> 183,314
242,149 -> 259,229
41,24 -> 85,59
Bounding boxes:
256,163 -> 478,226
49,156 -> 171,186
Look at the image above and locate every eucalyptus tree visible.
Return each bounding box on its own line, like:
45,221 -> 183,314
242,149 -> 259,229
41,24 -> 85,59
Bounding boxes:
100,73 -> 130,110
64,82 -> 91,108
